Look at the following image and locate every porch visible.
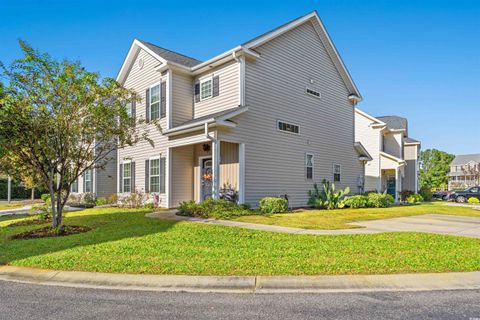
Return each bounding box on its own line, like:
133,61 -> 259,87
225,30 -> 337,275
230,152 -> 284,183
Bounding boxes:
169,139 -> 245,208
380,152 -> 405,202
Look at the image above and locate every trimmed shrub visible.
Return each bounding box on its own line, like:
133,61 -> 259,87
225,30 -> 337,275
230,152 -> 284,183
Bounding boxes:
366,193 -> 394,208
41,193 -> 50,202
419,187 -> 433,201
83,193 -> 96,207
399,190 -> 414,201
468,197 -> 480,204
259,197 -> 289,214
406,194 -> 424,204
95,197 -> 108,206
178,199 -> 255,219
343,195 -> 368,208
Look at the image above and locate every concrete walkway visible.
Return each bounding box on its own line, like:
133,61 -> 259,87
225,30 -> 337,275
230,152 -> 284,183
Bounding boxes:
0,206 -> 32,216
146,211 -> 480,238
1,266 -> 480,293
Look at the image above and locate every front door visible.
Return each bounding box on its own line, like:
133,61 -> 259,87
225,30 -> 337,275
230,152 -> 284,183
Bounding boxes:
386,176 -> 396,198
200,158 -> 213,201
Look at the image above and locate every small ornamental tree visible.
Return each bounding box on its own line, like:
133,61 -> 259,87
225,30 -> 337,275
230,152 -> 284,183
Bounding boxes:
0,41 -> 153,229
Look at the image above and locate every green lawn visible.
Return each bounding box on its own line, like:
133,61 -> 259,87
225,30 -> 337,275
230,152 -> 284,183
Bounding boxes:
233,202 -> 480,230
1,207 -> 480,275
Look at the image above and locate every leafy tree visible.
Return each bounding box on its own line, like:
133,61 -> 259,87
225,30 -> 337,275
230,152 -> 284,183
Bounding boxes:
419,149 -> 455,190
0,41 -> 152,229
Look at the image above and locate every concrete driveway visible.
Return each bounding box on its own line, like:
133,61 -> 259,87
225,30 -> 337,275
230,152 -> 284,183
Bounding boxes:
350,214 -> 480,238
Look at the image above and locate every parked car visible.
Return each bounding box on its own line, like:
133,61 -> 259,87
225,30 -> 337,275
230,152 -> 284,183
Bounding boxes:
432,190 -> 450,200
447,186 -> 480,203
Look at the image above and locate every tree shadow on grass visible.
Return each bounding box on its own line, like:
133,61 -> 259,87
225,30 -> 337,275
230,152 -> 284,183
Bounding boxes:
0,208 -> 177,266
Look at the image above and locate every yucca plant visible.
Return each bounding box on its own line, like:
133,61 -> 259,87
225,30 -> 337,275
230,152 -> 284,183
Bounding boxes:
308,179 -> 350,209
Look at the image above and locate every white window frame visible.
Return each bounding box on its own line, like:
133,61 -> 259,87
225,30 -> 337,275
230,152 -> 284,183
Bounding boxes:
277,120 -> 300,135
305,87 -> 321,99
149,156 -> 160,193
149,82 -> 161,120
125,101 -> 133,117
200,77 -> 213,101
306,153 -> 314,180
71,179 -> 78,193
84,169 -> 93,193
333,164 -> 341,182
123,160 -> 132,193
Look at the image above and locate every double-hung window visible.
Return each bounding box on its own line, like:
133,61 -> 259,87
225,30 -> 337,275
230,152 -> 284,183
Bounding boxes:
200,78 -> 213,100
149,158 -> 160,193
306,153 -> 314,180
125,101 -> 133,117
123,162 -> 132,193
333,164 -> 341,182
71,179 -> 78,193
84,169 -> 92,193
149,84 -> 160,120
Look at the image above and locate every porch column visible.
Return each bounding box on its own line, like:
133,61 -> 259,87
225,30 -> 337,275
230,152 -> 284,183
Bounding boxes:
395,168 -> 401,202
212,140 -> 220,199
238,143 -> 245,204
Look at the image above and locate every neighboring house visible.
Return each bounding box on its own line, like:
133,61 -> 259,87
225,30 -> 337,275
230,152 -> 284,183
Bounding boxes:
448,154 -> 480,190
70,151 -> 118,198
355,109 -> 421,201
116,11 -> 371,208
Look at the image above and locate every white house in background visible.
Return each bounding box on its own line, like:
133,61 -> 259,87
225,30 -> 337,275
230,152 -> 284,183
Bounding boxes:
70,152 -> 117,198
448,154 -> 480,190
115,11 -> 371,208
355,108 -> 421,201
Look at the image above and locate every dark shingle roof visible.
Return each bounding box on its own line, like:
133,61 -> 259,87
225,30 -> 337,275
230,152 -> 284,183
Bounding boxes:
404,137 -> 420,144
376,116 -> 408,131
139,40 -> 202,68
451,154 -> 480,166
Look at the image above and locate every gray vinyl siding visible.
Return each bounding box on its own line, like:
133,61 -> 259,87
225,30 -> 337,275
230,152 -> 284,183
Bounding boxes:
118,49 -> 169,206
172,72 -> 193,126
404,144 -> 418,192
193,60 -> 239,119
219,21 -> 362,207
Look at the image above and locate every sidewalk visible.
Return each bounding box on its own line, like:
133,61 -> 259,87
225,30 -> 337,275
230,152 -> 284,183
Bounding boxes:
0,206 -> 32,216
1,266 -> 479,293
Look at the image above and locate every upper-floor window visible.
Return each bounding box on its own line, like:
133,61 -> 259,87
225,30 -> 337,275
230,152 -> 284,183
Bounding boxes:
123,162 -> 132,193
125,101 -> 133,117
84,169 -> 93,193
149,84 -> 160,120
333,164 -> 341,182
278,121 -> 299,134
200,78 -> 213,100
306,153 -> 314,180
149,158 -> 160,193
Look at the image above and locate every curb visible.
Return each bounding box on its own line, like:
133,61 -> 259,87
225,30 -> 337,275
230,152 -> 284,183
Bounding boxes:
1,266 -> 480,293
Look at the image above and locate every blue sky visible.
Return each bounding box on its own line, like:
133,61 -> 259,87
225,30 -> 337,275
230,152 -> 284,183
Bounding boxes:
1,0 -> 479,155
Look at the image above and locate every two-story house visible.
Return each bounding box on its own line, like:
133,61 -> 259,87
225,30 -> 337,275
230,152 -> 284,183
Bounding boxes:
355,109 -> 421,201
448,154 -> 480,190
115,11 -> 371,208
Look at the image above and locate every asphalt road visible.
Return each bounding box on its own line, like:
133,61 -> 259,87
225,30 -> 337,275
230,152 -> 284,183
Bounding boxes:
1,281 -> 480,320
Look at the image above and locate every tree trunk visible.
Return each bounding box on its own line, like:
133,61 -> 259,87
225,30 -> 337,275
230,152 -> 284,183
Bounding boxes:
55,189 -> 63,228
31,188 -> 35,201
49,186 -> 57,228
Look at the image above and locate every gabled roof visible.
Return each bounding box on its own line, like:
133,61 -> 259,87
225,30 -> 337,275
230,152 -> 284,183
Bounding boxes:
138,40 -> 202,68
380,151 -> 406,165
117,11 -> 362,100
376,116 -> 408,133
404,137 -> 420,145
451,154 -> 480,166
355,108 -> 386,127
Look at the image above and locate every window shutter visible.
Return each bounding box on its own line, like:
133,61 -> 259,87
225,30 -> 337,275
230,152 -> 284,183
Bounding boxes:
145,89 -> 150,122
160,81 -> 166,118
131,162 -> 136,192
212,75 -> 220,97
119,164 -> 123,193
131,100 -> 136,118
194,82 -> 200,103
145,159 -> 150,193
160,157 -> 166,193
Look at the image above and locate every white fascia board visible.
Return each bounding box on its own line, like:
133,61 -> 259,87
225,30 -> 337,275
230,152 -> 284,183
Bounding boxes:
355,108 -> 386,126
380,151 -> 406,164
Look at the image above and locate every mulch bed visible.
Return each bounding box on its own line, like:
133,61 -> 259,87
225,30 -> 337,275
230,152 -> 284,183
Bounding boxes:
8,225 -> 91,240
7,219 -> 51,228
